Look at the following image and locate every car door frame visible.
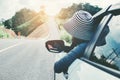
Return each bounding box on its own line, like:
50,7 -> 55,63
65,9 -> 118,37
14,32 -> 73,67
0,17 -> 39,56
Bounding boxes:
81,3 -> 120,78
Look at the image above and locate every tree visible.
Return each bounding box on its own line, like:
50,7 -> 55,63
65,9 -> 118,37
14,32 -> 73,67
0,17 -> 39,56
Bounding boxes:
3,8 -> 38,35
83,3 -> 102,15
57,3 -> 102,19
12,8 -> 37,28
4,19 -> 13,29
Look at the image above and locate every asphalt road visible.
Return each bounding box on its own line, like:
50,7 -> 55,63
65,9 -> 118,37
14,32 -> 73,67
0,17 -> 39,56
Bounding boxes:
0,17 -> 60,80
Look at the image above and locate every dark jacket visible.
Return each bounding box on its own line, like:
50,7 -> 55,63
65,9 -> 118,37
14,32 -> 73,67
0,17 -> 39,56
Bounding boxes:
54,42 -> 88,73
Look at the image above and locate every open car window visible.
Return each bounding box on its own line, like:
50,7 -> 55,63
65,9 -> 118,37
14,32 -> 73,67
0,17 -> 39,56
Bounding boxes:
90,15 -> 120,71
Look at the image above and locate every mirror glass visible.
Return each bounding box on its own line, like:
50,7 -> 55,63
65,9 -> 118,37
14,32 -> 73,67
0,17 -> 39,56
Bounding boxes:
45,40 -> 65,53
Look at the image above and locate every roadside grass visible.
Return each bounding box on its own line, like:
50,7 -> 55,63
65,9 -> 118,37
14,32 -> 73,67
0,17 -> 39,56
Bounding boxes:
60,26 -> 72,46
0,24 -> 14,38
0,24 -> 3,26
0,24 -> 9,38
0,29 -> 10,38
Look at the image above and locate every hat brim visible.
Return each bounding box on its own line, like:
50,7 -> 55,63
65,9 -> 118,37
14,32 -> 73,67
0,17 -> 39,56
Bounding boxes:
63,19 -> 94,40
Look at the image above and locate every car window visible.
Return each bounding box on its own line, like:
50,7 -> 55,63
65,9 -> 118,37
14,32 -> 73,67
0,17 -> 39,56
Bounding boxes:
90,15 -> 120,71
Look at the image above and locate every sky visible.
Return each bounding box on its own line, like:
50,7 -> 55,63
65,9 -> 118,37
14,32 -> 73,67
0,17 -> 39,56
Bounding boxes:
0,0 -> 120,20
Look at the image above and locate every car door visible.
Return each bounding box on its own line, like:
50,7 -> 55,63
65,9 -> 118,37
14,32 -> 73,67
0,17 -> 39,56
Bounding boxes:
67,4 -> 120,80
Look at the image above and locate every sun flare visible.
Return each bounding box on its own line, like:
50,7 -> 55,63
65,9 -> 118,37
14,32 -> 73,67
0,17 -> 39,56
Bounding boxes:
40,4 -> 60,16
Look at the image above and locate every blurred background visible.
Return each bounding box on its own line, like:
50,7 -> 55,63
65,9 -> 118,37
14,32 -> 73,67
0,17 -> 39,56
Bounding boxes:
0,0 -> 119,43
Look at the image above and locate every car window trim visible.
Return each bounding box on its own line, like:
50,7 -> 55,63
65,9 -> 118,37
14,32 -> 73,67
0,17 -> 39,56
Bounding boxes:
84,14 -> 113,59
93,5 -> 111,19
108,3 -> 120,16
81,57 -> 120,78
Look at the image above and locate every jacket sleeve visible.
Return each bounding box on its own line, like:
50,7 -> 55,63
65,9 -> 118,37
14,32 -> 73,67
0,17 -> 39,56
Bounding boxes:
54,43 -> 87,73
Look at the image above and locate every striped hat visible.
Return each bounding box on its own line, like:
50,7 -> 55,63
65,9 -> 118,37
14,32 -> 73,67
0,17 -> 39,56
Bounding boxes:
63,10 -> 94,40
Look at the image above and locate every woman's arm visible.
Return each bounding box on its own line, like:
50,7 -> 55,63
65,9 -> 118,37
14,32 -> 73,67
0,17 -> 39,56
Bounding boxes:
54,42 -> 88,73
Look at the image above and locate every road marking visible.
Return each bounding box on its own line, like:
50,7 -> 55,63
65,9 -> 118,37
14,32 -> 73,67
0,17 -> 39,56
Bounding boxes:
0,43 -> 23,53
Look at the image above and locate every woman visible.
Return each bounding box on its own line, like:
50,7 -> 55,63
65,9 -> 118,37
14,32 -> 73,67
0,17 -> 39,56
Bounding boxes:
54,10 -> 109,73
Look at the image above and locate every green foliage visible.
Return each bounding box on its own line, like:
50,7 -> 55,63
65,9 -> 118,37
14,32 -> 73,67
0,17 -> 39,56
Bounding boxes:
0,30 -> 10,38
12,8 -> 37,28
57,3 -> 80,19
0,23 -> 3,26
59,26 -> 72,43
57,3 -> 102,19
83,3 -> 102,15
16,14 -> 45,36
3,8 -> 47,36
4,19 -> 13,29
4,8 -> 37,30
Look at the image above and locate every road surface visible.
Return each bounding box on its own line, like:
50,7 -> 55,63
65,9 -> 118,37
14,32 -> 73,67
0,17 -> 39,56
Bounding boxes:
0,17 -> 61,80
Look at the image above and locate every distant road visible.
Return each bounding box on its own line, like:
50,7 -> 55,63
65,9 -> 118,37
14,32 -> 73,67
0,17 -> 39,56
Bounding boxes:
0,17 -> 60,80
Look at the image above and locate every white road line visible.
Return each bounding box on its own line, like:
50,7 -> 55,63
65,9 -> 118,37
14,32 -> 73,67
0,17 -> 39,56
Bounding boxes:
0,43 -> 23,53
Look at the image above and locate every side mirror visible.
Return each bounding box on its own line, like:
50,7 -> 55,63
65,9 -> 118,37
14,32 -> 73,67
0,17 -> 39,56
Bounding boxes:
45,40 -> 65,53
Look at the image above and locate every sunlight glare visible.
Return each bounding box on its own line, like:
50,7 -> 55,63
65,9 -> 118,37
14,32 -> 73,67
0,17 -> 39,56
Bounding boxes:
45,7 -> 59,16
43,4 -> 60,16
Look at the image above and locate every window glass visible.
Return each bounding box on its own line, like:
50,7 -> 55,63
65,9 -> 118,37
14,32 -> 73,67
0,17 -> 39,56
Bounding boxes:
90,15 -> 120,71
